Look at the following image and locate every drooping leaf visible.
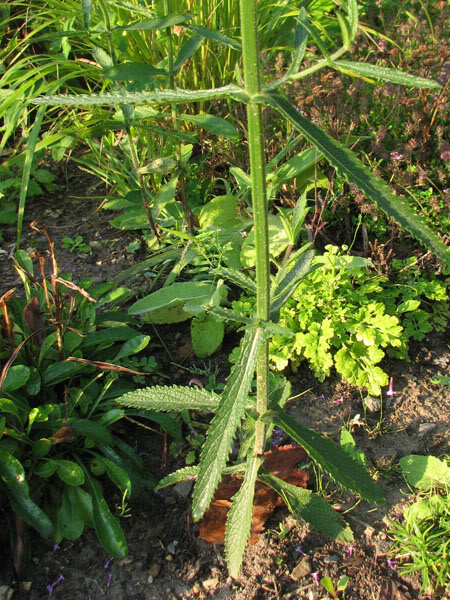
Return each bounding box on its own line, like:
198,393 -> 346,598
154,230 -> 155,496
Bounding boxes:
174,33 -> 205,72
186,24 -> 241,50
191,313 -> 224,358
0,449 -> 53,537
270,408 -> 385,503
192,327 -> 264,521
179,114 -> 240,139
259,473 -> 354,542
83,469 -> 128,558
260,92 -> 450,267
111,14 -> 192,32
225,454 -> 262,578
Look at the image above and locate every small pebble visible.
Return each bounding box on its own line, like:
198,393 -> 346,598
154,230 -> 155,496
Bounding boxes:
291,557 -> 312,580
148,563 -> 161,578
323,554 -> 340,564
202,577 -> 219,592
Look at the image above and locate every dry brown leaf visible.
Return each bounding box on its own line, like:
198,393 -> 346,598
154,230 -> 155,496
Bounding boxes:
200,445 -> 308,545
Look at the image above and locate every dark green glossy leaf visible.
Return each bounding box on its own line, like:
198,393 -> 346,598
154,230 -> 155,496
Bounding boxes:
54,459 -> 85,486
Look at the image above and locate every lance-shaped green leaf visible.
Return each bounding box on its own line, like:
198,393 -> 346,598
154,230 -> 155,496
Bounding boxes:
102,63 -> 167,81
82,0 -> 91,30
111,14 -> 192,32
206,305 -> 256,327
270,247 -> 316,321
0,449 -> 53,537
83,468 -> 128,558
212,267 -> 256,294
259,473 -> 354,542
156,466 -> 200,490
346,0 -> 359,42
192,327 -> 264,521
261,92 -> 450,267
174,33 -> 205,72
269,407 -> 385,503
333,60 -> 441,89
186,24 -> 241,51
225,454 -> 263,578
116,384 -> 220,413
179,114 -> 240,139
31,85 -> 248,107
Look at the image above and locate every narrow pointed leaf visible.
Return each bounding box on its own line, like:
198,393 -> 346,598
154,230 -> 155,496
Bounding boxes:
117,384 -> 220,413
271,407 -> 385,502
31,85 -> 247,107
270,248 -> 316,320
186,25 -> 241,50
174,33 -> 204,72
192,327 -> 264,521
225,454 -> 263,578
81,0 -> 91,30
287,9 -> 308,76
156,466 -> 199,490
333,60 -> 441,89
102,63 -> 167,81
260,473 -> 353,541
212,267 -> 256,294
346,0 -> 358,42
111,14 -> 192,32
262,92 -> 450,267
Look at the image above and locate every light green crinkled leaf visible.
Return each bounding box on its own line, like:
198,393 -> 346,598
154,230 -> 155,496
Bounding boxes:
259,473 -> 354,542
225,455 -> 263,578
241,214 -> 289,268
399,455 -> 450,491
31,85 -> 247,107
404,494 -> 447,524
333,60 -> 441,89
116,384 -> 220,413
271,408 -> 385,503
192,327 -> 264,521
199,195 -> 238,228
259,92 -> 450,268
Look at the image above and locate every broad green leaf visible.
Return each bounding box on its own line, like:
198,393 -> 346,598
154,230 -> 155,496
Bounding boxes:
199,195 -> 239,228
180,114 -> 240,139
225,454 -> 263,578
241,215 -> 289,267
404,494 -> 447,523
271,408 -> 385,502
117,384 -> 220,413
42,361 -> 85,386
31,438 -> 52,458
192,327 -> 264,521
262,92 -> 450,267
136,157 -> 177,175
156,466 -> 199,490
333,60 -> 441,89
68,485 -> 94,528
83,469 -> 128,558
186,24 -> 241,50
111,14 -> 192,32
54,459 -> 85,486
57,487 -> 85,540
399,455 -> 450,491
0,398 -> 22,422
259,473 -> 354,542
0,449 -> 53,537
83,326 -> 141,348
1,365 -> 30,392
128,281 -> 217,322
34,460 -> 58,478
71,419 -> 114,446
102,63 -> 167,81
191,314 -> 224,358
113,335 -> 150,362
32,85 -> 246,107
94,455 -> 131,496
174,33 -> 204,72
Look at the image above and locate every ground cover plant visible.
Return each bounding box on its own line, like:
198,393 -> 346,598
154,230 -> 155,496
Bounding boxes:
0,0 -> 449,597
0,224 -> 182,572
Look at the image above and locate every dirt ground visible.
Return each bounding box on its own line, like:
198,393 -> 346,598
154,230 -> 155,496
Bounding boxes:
0,164 -> 449,600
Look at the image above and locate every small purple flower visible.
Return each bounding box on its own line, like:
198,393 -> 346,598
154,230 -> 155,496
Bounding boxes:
335,396 -> 344,403
295,545 -> 305,556
107,573 -> 112,587
315,394 -> 325,401
46,574 -> 64,594
104,557 -> 113,570
348,545 -> 354,558
312,572 -> 320,585
390,151 -> 404,162
387,559 -> 398,569
386,377 -> 396,397
52,544 -> 61,553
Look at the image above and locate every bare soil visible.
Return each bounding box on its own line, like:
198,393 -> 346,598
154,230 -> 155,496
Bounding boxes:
0,165 -> 449,600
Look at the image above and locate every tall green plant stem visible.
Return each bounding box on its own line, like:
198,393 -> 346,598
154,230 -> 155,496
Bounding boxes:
239,0 -> 270,456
